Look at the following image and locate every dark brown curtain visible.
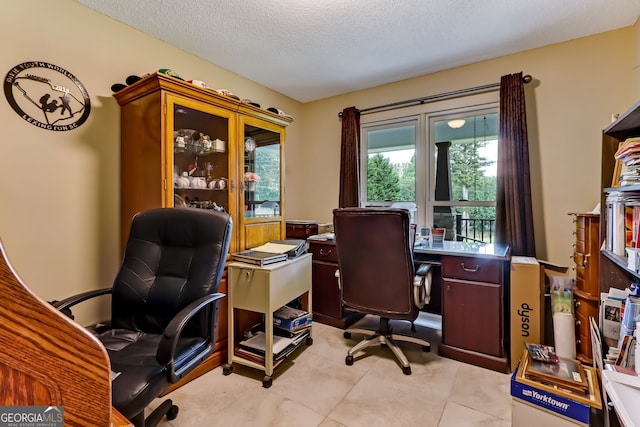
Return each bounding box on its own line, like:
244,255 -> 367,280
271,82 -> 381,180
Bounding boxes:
496,72 -> 536,257
339,107 -> 361,208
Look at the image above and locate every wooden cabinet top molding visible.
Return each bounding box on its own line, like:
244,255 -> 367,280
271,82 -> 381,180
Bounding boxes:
114,73 -> 293,127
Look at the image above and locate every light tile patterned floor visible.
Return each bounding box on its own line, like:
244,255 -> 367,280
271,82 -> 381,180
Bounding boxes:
149,312 -> 512,426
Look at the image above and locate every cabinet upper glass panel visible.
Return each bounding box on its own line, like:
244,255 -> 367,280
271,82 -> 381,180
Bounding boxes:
172,104 -> 230,213
244,124 -> 281,218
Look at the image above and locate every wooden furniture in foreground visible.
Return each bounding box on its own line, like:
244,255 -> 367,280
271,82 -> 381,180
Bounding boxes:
0,240 -> 131,427
569,212 -> 600,365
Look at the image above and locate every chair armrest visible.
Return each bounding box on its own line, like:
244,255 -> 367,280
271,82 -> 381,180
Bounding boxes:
157,292 -> 226,383
413,264 -> 432,308
51,288 -> 112,312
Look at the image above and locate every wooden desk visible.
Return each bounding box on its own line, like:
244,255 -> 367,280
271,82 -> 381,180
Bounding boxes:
224,254 -> 313,387
308,236 -> 511,373
414,240 -> 511,373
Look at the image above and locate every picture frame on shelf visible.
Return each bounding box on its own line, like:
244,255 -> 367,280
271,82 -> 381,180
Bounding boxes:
521,350 -> 589,395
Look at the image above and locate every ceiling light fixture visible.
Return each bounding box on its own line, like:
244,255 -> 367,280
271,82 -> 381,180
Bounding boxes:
447,119 -> 465,129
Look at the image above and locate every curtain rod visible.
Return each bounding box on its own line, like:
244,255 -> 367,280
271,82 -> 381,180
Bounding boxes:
338,74 -> 532,118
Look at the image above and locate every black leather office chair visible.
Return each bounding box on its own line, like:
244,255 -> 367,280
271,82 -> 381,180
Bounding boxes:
54,207 -> 232,426
333,207 -> 431,375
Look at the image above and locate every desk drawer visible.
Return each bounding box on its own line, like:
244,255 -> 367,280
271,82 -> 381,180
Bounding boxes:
442,256 -> 501,283
308,241 -> 338,263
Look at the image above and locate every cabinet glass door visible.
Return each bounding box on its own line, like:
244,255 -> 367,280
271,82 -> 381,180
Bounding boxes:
242,123 -> 282,219
168,96 -> 234,217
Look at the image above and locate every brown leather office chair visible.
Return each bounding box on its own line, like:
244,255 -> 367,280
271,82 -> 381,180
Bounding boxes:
333,207 -> 432,375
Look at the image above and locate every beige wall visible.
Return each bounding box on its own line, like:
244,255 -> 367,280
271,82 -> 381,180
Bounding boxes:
296,25 -> 638,264
1,1 -> 638,321
634,17 -> 640,97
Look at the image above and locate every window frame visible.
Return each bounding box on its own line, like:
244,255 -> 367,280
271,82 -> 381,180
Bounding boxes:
359,92 -> 500,233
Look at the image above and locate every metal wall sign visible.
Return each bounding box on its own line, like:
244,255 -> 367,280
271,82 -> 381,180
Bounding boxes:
4,61 -> 90,131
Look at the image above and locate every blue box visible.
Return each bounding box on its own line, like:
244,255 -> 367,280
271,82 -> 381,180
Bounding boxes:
273,306 -> 309,332
510,365 -> 592,425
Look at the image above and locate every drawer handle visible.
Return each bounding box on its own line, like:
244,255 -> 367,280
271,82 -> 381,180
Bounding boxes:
460,263 -> 480,273
319,249 -> 332,256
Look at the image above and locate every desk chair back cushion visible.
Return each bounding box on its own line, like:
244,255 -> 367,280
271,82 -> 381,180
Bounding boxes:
112,207 -> 229,335
105,208 -> 232,421
333,208 -> 417,321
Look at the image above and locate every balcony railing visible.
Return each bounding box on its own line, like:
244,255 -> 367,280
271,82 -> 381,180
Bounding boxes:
455,215 -> 495,243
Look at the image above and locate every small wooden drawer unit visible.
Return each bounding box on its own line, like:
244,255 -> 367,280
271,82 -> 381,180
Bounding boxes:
286,221 -> 319,239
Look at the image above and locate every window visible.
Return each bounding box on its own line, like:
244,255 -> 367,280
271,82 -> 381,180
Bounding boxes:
361,98 -> 499,243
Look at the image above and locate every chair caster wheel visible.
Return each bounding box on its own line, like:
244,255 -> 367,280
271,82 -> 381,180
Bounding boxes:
422,345 -> 431,352
306,336 -> 313,345
402,366 -> 412,375
344,331 -> 351,339
262,376 -> 272,388
167,405 -> 179,420
346,355 -> 354,366
222,364 -> 233,375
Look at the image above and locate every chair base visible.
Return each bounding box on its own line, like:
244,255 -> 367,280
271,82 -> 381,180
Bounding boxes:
130,399 -> 179,427
344,317 -> 430,375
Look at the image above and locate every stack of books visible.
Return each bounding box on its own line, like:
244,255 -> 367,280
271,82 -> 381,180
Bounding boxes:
268,239 -> 307,258
615,137 -> 640,186
237,328 -> 310,361
231,240 -> 307,266
231,250 -> 288,266
235,305 -> 311,362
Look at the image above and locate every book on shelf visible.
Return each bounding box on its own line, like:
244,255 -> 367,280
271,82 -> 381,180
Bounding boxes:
251,240 -> 307,258
615,334 -> 636,368
239,331 -> 293,355
231,250 -> 288,266
274,322 -> 312,338
267,239 -> 307,258
237,329 -> 310,361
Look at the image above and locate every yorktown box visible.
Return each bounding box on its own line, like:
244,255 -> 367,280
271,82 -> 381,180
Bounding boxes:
510,353 -> 601,426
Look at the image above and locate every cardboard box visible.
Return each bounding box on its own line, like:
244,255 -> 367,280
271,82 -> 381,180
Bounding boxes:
510,257 -> 544,371
510,354 -> 601,427
510,258 -> 570,372
273,305 -> 310,332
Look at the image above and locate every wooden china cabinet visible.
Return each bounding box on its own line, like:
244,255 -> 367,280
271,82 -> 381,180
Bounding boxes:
113,72 -> 292,388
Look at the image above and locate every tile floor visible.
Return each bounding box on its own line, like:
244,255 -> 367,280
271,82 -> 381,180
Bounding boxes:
149,312 -> 513,426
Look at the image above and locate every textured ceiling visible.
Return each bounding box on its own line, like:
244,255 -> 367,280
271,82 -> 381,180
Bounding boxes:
74,0 -> 640,103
